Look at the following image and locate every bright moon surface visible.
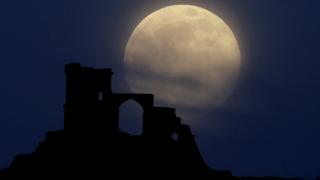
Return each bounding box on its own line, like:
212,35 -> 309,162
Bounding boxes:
125,5 -> 241,119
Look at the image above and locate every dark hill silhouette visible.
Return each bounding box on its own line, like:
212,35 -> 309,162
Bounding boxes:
0,63 -> 298,179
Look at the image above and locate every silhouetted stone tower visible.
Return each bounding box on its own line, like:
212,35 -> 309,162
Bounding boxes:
64,63 -> 115,140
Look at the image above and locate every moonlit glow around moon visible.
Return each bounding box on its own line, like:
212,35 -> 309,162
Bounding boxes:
124,5 -> 241,119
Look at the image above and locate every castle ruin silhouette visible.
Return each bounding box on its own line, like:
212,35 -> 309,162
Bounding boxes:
0,63 -> 295,179
65,63 -> 195,146
64,63 -> 218,178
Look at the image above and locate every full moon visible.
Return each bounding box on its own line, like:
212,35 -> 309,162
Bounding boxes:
124,5 -> 241,119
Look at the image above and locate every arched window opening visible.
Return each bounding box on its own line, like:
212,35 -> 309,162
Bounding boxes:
119,100 -> 143,135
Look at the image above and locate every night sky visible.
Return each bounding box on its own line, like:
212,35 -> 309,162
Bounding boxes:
1,0 -> 320,177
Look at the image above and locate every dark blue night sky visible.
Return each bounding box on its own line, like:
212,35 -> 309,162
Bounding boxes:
1,0 -> 320,177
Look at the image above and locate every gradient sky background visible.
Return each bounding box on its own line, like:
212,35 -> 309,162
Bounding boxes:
1,0 -> 320,177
